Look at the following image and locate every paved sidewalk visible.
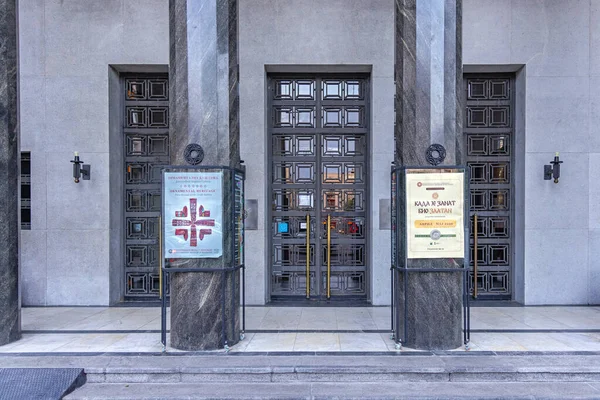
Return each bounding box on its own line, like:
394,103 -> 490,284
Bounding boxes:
1,306 -> 600,353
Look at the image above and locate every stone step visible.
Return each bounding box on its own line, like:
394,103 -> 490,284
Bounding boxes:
85,364 -> 600,384
65,381 -> 600,399
77,354 -> 600,384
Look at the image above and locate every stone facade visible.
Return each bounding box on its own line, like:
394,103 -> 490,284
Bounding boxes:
15,0 -> 600,306
18,0 -> 168,305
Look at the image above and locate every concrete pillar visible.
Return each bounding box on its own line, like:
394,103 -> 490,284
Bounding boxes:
0,0 -> 20,346
168,0 -> 240,350
394,0 -> 464,350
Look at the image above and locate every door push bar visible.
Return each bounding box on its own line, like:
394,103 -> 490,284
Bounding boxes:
327,214 -> 331,300
306,214 -> 310,299
473,214 -> 478,299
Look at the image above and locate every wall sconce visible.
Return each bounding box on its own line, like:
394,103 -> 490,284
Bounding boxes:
544,152 -> 563,184
70,152 -> 91,183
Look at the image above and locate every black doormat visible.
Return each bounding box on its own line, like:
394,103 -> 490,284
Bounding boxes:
0,368 -> 86,400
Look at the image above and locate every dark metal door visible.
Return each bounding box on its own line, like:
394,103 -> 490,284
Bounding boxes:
464,74 -> 514,300
123,75 -> 170,300
269,75 -> 369,301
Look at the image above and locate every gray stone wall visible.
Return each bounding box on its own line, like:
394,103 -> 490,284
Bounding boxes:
464,0 -> 600,305
17,0 -> 600,306
18,0 -> 168,305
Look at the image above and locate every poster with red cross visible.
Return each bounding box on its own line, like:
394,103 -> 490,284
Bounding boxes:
163,171 -> 223,258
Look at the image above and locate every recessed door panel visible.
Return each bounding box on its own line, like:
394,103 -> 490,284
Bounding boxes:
123,75 -> 170,299
269,75 -> 369,301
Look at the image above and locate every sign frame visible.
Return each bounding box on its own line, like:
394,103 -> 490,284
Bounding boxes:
162,167 -> 225,259
405,167 -> 467,259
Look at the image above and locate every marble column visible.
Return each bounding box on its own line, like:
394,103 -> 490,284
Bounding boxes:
168,0 -> 240,350
394,0 -> 464,350
0,0 -> 20,346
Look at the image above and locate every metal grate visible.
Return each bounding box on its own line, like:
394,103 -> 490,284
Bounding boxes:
464,74 -> 514,300
268,75 -> 370,301
123,75 -> 170,299
20,152 -> 31,230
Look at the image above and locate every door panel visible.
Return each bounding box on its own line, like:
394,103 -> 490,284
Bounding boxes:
123,75 -> 170,300
269,75 -> 369,301
464,74 -> 514,300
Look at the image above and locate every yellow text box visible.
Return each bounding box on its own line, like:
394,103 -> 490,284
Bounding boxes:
414,220 -> 457,229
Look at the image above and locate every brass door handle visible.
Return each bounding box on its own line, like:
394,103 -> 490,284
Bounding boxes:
327,214 -> 331,299
306,214 -> 310,299
473,214 -> 478,299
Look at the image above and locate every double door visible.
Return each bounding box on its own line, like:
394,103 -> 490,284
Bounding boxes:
269,75 -> 369,301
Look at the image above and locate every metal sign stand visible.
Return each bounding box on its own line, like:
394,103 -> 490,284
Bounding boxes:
159,165 -> 246,352
390,165 -> 471,350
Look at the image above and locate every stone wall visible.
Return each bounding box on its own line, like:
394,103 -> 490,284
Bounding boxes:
19,0 -> 169,305
17,0 -> 600,306
464,0 -> 600,305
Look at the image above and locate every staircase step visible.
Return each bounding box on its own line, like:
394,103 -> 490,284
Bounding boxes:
76,354 -> 600,384
85,366 -> 600,384
65,381 -> 600,400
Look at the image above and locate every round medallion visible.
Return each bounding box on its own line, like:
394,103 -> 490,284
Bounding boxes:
184,144 -> 204,165
425,144 -> 446,166
430,230 -> 442,241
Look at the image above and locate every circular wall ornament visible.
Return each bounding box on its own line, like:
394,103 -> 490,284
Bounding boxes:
426,144 -> 446,166
184,144 -> 204,165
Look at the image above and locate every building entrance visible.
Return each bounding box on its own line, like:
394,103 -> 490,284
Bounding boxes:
465,74 -> 514,300
268,75 -> 369,302
122,75 -> 170,300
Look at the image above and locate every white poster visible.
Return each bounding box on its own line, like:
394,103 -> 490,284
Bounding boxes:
163,171 -> 223,258
406,170 -> 465,259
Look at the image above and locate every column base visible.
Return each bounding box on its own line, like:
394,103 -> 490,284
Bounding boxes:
396,270 -> 463,350
170,270 -> 240,351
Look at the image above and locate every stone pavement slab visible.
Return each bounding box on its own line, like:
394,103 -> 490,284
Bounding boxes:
65,381 -> 600,399
5,306 -> 600,354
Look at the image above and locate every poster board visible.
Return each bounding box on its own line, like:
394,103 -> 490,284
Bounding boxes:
405,168 -> 465,259
163,171 -> 223,258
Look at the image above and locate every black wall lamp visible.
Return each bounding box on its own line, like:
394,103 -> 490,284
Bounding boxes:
544,152 -> 563,184
70,152 -> 91,183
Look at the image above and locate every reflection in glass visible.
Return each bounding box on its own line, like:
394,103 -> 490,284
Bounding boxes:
276,80 -> 292,99
491,191 -> 507,209
491,164 -> 508,183
128,164 -> 145,183
296,81 -> 314,99
274,163 -> 292,183
323,165 -> 341,183
298,192 -> 313,208
469,163 -> 486,182
279,110 -> 291,124
296,164 -> 313,182
345,81 -> 361,98
297,109 -> 313,126
297,137 -> 313,155
324,137 -> 342,156
324,81 -> 341,99
490,136 -> 509,155
273,136 -> 292,155
345,109 -> 361,126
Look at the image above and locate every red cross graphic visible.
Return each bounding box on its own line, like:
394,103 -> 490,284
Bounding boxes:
172,199 -> 215,246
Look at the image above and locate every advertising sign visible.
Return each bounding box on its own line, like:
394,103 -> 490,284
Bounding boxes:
406,169 -> 465,259
163,171 -> 223,258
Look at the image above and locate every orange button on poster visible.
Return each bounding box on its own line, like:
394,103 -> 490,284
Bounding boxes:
414,220 -> 457,228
